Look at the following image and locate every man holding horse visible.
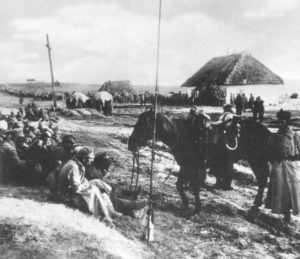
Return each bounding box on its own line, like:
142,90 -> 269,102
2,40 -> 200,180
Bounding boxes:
266,109 -> 300,223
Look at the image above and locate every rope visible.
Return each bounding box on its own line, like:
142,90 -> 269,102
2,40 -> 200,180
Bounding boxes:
148,0 -> 162,245
129,152 -> 136,190
130,148 -> 140,190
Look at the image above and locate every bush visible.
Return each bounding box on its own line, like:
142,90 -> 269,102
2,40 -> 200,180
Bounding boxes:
290,93 -> 298,99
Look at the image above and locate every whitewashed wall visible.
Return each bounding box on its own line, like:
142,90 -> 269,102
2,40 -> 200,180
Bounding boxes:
225,84 -> 284,105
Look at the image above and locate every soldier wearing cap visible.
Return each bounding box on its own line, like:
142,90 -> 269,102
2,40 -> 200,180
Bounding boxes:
266,109 -> 300,223
58,146 -> 120,227
40,128 -> 57,151
86,152 -> 147,218
211,104 -> 234,126
253,96 -> 265,122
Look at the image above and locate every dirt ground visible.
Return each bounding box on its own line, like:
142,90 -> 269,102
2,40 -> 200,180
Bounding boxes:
1,93 -> 300,259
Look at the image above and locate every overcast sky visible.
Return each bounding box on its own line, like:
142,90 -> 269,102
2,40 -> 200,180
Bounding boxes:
0,0 -> 299,86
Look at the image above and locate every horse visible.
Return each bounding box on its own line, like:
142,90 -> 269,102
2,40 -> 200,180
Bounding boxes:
128,110 -> 208,213
190,112 -> 272,212
94,91 -> 113,115
71,91 -> 90,108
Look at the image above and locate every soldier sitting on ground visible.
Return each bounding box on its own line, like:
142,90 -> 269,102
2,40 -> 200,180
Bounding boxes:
85,151 -> 146,218
58,147 -> 122,227
0,129 -> 42,184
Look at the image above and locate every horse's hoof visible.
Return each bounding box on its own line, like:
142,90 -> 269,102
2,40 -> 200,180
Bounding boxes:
246,206 -> 260,222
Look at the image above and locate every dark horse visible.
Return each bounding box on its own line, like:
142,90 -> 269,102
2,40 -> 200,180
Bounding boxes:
191,113 -> 272,210
128,110 -> 207,213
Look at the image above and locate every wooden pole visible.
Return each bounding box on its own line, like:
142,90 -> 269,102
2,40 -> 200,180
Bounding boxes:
147,0 -> 162,244
46,34 -> 57,108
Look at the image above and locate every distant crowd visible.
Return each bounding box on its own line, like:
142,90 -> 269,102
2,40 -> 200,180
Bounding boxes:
0,88 -> 63,101
230,93 -> 265,122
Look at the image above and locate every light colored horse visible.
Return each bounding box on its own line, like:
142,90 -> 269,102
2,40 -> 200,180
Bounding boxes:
71,92 -> 90,108
94,91 -> 113,115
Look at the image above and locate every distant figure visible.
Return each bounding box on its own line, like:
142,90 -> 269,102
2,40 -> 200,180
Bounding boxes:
248,93 -> 254,111
234,93 -> 243,115
241,94 -> 248,112
19,96 -> 24,106
230,93 -> 235,105
140,94 -> 145,107
253,96 -> 265,122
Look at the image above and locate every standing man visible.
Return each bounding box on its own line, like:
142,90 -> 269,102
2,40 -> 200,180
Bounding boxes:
241,94 -> 248,112
248,93 -> 254,112
234,93 -> 243,116
253,96 -> 265,122
266,110 -> 300,223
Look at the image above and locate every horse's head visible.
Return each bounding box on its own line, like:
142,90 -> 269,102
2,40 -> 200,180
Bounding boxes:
128,110 -> 176,152
128,110 -> 155,152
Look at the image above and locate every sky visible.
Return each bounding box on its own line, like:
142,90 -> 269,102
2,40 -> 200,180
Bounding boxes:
0,0 -> 300,87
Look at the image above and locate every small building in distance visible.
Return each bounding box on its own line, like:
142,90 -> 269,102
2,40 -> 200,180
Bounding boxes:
181,52 -> 284,105
26,78 -> 36,84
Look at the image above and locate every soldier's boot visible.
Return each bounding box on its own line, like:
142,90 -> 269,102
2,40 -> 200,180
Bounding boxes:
114,198 -> 147,218
113,185 -> 141,200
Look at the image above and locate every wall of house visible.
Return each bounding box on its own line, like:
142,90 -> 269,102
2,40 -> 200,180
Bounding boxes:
225,84 -> 283,105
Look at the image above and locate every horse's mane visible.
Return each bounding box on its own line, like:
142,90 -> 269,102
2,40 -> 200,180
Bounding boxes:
140,110 -> 178,134
157,113 -> 179,134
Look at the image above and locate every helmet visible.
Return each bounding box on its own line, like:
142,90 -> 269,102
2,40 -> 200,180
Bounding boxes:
276,109 -> 291,122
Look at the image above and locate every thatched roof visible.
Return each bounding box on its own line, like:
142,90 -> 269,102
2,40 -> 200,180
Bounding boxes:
181,53 -> 284,88
99,80 -> 135,93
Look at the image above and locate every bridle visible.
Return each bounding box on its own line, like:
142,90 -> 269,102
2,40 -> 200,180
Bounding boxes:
224,120 -> 240,151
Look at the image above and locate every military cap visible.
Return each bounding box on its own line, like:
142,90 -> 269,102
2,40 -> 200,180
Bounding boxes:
276,109 -> 291,122
62,134 -> 76,144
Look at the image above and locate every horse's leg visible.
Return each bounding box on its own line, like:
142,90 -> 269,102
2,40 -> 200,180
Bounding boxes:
222,156 -> 234,190
176,169 -> 188,210
249,159 -> 269,208
190,170 -> 201,214
212,162 -> 223,189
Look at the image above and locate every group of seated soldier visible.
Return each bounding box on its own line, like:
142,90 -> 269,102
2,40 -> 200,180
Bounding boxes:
0,110 -> 146,228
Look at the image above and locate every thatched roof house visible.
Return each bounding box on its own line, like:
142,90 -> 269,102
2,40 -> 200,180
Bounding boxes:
182,53 -> 284,104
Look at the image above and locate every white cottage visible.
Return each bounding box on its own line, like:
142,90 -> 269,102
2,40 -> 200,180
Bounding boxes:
181,53 -> 284,105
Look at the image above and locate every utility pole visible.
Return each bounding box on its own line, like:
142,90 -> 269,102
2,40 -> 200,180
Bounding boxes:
46,34 -> 57,108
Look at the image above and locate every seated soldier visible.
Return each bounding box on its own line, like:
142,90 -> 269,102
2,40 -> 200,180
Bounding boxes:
39,115 -> 51,131
39,128 -> 57,151
0,129 -> 42,183
58,147 -> 121,227
49,134 -> 77,164
46,135 -> 78,197
85,151 -> 146,218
